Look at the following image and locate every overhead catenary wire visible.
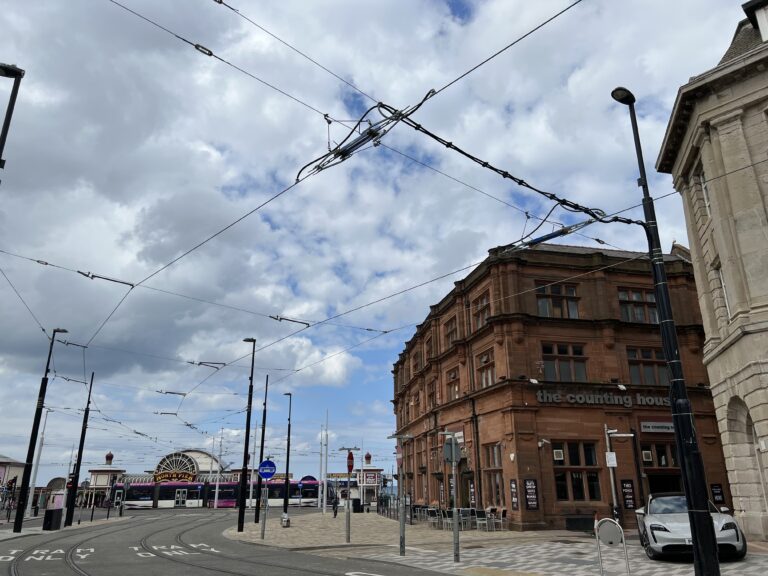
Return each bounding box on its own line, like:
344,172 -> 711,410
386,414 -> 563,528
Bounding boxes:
428,0 -> 586,99
0,264 -> 47,337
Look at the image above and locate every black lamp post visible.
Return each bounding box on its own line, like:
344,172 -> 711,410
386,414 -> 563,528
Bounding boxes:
238,338 -> 256,532
254,374 -> 269,523
0,62 -> 24,177
14,327 -> 68,533
64,372 -> 95,527
282,392 -> 292,523
611,86 -> 720,576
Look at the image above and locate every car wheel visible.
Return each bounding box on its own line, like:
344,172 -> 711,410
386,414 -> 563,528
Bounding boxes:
644,542 -> 661,560
733,534 -> 747,560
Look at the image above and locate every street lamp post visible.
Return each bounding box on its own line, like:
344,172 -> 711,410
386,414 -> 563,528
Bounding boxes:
281,392 -> 292,527
14,328 -> 68,533
604,426 -> 635,524
0,62 -> 24,176
612,86 -> 720,576
254,374 -> 269,523
388,433 -> 413,556
238,338 -> 256,532
26,408 -> 52,519
439,430 -> 461,563
64,372 -> 95,527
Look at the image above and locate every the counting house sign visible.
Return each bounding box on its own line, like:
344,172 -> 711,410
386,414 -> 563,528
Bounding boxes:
153,452 -> 198,483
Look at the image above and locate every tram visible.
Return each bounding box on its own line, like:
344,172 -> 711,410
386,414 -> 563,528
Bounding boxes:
114,478 -> 332,509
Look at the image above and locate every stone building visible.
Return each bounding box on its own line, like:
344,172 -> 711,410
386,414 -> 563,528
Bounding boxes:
657,0 -> 768,538
391,243 -> 729,530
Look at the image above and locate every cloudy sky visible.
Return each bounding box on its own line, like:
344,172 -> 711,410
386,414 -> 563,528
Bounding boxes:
0,0 -> 745,486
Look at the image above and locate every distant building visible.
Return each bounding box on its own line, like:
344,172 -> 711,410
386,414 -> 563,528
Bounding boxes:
657,0 -> 768,539
0,454 -> 23,507
391,243 -> 728,530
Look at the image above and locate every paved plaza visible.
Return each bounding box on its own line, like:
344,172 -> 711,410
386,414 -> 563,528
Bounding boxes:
228,508 -> 768,576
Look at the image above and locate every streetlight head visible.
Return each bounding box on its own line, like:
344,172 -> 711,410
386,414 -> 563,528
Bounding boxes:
0,63 -> 24,79
53,328 -> 68,335
284,392 -> 291,397
611,86 -> 636,106
243,337 -> 256,343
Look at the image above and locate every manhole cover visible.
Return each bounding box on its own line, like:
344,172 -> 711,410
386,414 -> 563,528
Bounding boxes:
549,540 -> 582,545
464,545 -> 485,549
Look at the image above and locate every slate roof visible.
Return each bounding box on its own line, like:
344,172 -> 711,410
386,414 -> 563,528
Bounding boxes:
718,18 -> 763,66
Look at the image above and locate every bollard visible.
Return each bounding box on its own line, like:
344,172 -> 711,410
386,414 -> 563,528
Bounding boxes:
90,505 -> 95,522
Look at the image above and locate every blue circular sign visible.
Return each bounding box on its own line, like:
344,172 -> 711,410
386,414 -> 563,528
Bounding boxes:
258,459 -> 276,480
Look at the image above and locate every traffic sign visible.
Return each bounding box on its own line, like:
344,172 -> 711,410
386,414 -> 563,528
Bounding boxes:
347,451 -> 354,473
258,459 -> 277,480
396,445 -> 403,467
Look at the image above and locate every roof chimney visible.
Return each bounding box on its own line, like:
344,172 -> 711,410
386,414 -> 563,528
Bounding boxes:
744,0 -> 768,41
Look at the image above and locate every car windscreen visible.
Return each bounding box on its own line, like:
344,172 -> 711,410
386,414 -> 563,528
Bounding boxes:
649,495 -> 688,514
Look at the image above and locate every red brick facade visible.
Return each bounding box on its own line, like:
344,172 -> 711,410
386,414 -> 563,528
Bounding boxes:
392,243 -> 730,530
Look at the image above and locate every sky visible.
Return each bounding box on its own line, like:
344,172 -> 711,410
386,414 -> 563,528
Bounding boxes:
0,0 -> 746,487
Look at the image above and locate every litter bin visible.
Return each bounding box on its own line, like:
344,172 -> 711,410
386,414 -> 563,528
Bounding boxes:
352,498 -> 362,513
43,508 -> 62,531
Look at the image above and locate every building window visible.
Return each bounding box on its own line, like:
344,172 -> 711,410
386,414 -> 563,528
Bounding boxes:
552,441 -> 601,502
542,343 -> 587,382
483,443 -> 504,507
425,337 -> 433,360
619,288 -> 658,324
642,443 -> 678,468
716,266 -> 731,319
699,173 -> 711,217
446,367 -> 460,401
412,349 -> 422,374
444,316 -> 458,349
536,282 -> 579,319
627,347 -> 669,386
473,291 -> 491,330
427,380 -> 436,409
477,349 -> 496,389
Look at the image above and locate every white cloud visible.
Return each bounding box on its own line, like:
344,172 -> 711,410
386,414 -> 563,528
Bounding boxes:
0,0 -> 744,483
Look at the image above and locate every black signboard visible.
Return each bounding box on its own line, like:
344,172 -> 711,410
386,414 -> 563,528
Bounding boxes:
524,479 -> 539,510
621,479 -> 636,510
711,483 -> 725,504
510,479 -> 519,511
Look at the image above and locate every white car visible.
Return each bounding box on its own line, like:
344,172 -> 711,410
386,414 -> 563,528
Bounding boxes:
635,493 -> 747,560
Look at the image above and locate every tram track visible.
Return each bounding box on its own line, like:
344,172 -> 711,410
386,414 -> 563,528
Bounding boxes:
135,512 -> 363,576
7,515 -> 142,576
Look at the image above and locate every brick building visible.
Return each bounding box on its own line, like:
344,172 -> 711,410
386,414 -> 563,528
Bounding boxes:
657,0 -> 768,539
391,243 -> 729,530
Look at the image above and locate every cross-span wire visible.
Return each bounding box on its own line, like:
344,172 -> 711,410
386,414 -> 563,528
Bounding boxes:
428,0 -> 586,99
0,264 -> 47,337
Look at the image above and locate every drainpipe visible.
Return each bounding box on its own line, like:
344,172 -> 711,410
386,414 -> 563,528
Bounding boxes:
471,398 -> 483,507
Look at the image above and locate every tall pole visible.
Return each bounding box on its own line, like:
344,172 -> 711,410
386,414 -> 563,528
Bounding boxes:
604,424 -> 619,522
318,424 -> 323,510
26,408 -> 52,518
237,338 -> 256,532
250,422 -> 256,508
14,327 -> 67,533
398,437 -> 405,556
254,375 -> 269,523
612,86 -> 720,576
65,372 -> 94,527
282,392 -> 292,523
322,411 -> 328,514
0,62 -> 25,173
214,428 -> 223,509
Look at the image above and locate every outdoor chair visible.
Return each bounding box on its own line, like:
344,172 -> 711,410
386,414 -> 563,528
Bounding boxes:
427,507 -> 440,529
475,508 -> 490,531
459,508 -> 473,530
441,509 -> 455,530
492,508 -> 507,530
